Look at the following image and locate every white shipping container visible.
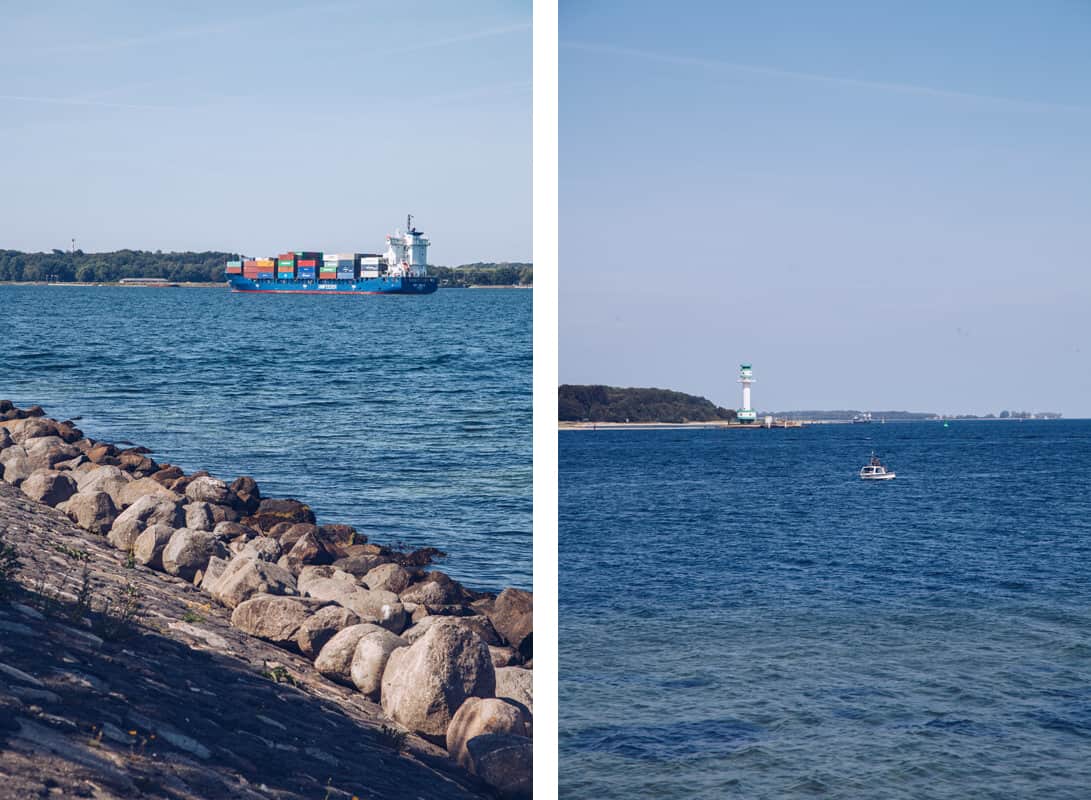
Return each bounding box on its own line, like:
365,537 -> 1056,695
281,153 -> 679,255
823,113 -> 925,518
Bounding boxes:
358,256 -> 382,266
360,268 -> 380,277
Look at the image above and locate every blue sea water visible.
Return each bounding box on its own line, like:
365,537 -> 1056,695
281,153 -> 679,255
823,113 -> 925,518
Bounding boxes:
560,422 -> 1091,798
2,285 -> 530,591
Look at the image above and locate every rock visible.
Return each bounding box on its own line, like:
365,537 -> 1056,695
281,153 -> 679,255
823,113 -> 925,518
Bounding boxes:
239,536 -> 282,563
350,628 -> 408,699
297,565 -> 356,594
75,465 -> 130,507
303,580 -> 408,634
446,698 -> 531,770
162,528 -> 228,581
209,555 -> 297,608
229,475 -> 260,513
466,734 -> 533,799
108,495 -> 184,550
380,623 -> 496,739
315,524 -> 362,559
1,447 -> 32,485
86,443 -> 119,464
20,470 -> 77,507
150,465 -> 184,486
184,501 -> 215,531
53,453 -> 88,471
198,556 -> 230,593
185,476 -> 231,505
213,521 -> 257,540
118,477 -> 181,508
277,522 -> 317,549
0,427 -> 11,450
118,450 -> 156,474
488,588 -> 533,654
495,667 -> 533,715
314,623 -> 386,684
132,523 -> 175,569
55,421 -> 84,443
285,530 -> 328,567
489,646 -> 521,668
296,605 -> 362,658
29,442 -> 80,470
245,498 -> 315,532
364,563 -> 411,594
62,490 -> 118,534
230,595 -> 328,646
404,615 -> 502,647
400,572 -> 467,606
10,416 -> 58,443
333,553 -> 391,578
207,503 -> 239,524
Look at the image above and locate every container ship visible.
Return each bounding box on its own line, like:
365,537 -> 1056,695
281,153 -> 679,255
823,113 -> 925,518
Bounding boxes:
225,217 -> 438,295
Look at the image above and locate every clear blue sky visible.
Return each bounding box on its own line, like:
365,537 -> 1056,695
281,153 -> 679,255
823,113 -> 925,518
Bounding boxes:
1,0 -> 530,265
560,1 -> 1091,417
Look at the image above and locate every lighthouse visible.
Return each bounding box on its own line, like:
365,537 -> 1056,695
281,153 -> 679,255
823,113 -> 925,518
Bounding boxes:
737,363 -> 757,423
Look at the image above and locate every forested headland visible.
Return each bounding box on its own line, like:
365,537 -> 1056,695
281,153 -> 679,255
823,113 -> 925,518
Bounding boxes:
0,249 -> 531,287
559,384 -> 738,423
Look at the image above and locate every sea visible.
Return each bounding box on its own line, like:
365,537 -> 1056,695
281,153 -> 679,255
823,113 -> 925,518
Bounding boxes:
560,421 -> 1091,799
2,285 -> 531,591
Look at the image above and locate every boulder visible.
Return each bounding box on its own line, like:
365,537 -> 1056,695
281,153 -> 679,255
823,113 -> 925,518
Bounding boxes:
199,556 -> 230,593
0,427 -> 11,450
303,580 -> 407,634
26,441 -> 80,471
488,588 -> 533,654
132,523 -> 175,569
350,628 -> 409,699
1,447 -> 32,485
184,501 -> 215,531
446,698 -> 531,770
296,605 -> 362,658
185,476 -> 231,505
297,565 -> 356,595
118,450 -> 156,474
380,624 -> 496,739
239,536 -> 282,563
54,454 -> 88,471
315,524 -> 362,559
495,667 -> 533,715
400,573 -> 466,606
244,498 -> 315,532
229,475 -> 260,513
404,615 -> 501,647
314,623 -> 386,684
285,530 -> 330,567
209,556 -> 297,608
62,490 -> 118,534
207,503 -> 240,524
20,470 -> 77,507
466,734 -> 533,800
118,477 -> 181,508
213,521 -> 258,541
108,495 -> 184,551
150,465 -> 184,486
10,416 -> 59,444
489,646 -> 521,669
277,522 -> 317,549
162,528 -> 228,581
86,443 -> 119,465
363,563 -> 411,594
75,465 -> 130,507
230,595 -> 328,646
333,553 -> 391,579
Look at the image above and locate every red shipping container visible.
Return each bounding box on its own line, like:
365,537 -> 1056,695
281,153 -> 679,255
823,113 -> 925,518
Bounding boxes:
298,259 -> 318,267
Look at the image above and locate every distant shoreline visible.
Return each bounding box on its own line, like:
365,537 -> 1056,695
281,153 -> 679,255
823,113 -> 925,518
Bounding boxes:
560,417 -> 1073,430
3,281 -> 530,290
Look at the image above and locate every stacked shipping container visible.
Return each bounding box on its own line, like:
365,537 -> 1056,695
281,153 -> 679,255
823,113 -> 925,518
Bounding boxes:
277,252 -> 296,280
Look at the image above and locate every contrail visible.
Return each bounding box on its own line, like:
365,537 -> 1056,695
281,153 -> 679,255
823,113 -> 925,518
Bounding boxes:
562,40 -> 1090,114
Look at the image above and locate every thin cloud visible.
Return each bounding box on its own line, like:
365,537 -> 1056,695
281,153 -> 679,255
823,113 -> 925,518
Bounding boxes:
415,80 -> 531,106
563,41 -> 1091,114
0,94 -> 177,111
374,22 -> 531,56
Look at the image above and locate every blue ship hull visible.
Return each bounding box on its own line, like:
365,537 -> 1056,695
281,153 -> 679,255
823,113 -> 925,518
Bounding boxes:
227,275 -> 437,295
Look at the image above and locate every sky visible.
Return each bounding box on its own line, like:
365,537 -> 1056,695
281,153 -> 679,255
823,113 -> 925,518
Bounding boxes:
560,0 -> 1091,417
0,0 -> 531,265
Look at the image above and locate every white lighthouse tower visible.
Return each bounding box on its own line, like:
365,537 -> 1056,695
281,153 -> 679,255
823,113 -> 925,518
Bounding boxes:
737,363 -> 757,423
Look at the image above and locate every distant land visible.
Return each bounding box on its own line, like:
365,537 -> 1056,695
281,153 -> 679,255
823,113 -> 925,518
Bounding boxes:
776,410 -> 1063,421
559,384 -> 737,423
0,249 -> 531,288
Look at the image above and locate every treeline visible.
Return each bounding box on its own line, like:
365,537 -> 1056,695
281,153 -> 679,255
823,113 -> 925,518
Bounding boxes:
559,384 -> 737,423
775,410 -> 935,421
431,263 -> 532,287
0,249 -> 237,283
0,250 -> 532,286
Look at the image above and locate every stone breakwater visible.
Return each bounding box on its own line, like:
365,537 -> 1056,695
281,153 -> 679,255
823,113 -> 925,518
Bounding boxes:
0,401 -> 532,799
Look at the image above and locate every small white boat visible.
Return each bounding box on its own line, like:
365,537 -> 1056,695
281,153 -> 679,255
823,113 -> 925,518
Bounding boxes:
860,454 -> 895,480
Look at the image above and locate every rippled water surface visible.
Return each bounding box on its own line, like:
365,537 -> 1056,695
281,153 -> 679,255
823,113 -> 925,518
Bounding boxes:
3,285 -> 530,590
560,422 -> 1091,798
